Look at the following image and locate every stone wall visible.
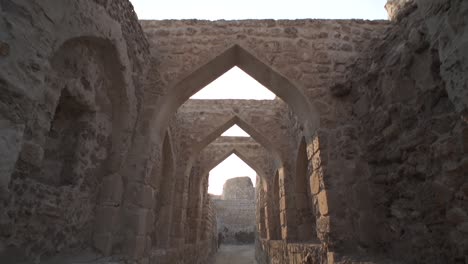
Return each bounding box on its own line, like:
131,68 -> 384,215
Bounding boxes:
256,240 -> 326,264
0,0 -> 146,261
144,20 -> 392,251
222,177 -> 255,201
214,177 -> 256,244
338,0 -> 468,262
0,0 -> 467,263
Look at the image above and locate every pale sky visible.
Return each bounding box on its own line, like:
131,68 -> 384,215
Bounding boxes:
193,68 -> 266,194
191,67 -> 275,100
129,0 -> 388,20
222,125 -> 250,137
208,154 -> 257,195
135,0 -> 389,194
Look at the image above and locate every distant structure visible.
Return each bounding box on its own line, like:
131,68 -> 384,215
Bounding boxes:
213,177 -> 256,244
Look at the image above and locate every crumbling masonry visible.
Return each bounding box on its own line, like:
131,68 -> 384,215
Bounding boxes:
0,0 -> 467,263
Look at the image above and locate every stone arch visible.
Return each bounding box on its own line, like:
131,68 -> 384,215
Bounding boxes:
184,146 -> 270,243
152,44 -> 319,142
186,147 -> 266,243
179,114 -> 311,244
180,115 -> 282,244
189,115 -> 283,168
294,137 -> 316,241
50,36 -> 135,255
199,148 -> 269,181
49,36 -> 135,178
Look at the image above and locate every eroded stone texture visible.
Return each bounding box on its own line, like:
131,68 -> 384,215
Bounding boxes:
0,0 -> 144,261
0,0 -> 467,263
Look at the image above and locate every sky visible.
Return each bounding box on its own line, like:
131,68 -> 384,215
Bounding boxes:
191,67 -> 275,100
129,0 -> 388,20
208,154 -> 257,195
131,0 -> 389,194
222,125 -> 251,137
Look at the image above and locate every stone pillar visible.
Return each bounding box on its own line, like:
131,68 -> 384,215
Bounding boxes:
258,185 -> 267,239
170,177 -> 188,247
308,133 -> 330,244
278,166 -> 298,241
185,169 -> 204,244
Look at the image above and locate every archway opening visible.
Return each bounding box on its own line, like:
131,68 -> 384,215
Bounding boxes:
208,153 -> 258,245
190,66 -> 275,100
153,45 -> 319,142
208,153 -> 256,195
221,125 -> 250,137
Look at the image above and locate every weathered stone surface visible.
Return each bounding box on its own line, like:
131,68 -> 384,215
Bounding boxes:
214,177 -> 255,244
0,0 -> 466,263
222,177 -> 255,201
0,41 -> 9,57
0,120 -> 23,199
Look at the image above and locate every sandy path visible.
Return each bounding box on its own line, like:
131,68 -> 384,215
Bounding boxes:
211,244 -> 257,264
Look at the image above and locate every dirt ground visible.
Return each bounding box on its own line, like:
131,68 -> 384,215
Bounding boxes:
211,244 -> 257,264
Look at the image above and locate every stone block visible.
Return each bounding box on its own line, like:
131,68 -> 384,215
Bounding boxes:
317,190 -> 329,216
312,152 -> 323,170
327,252 -> 335,264
310,169 -> 321,195
281,226 -> 289,240
316,216 -> 330,234
280,196 -> 287,211
280,211 -> 287,227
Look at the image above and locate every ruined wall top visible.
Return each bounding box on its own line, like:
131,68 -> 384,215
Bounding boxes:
222,177 -> 255,200
385,0 -> 416,21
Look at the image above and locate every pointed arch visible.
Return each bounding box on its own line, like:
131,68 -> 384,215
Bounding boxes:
200,148 -> 268,181
153,44 -> 319,140
191,115 -> 283,167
